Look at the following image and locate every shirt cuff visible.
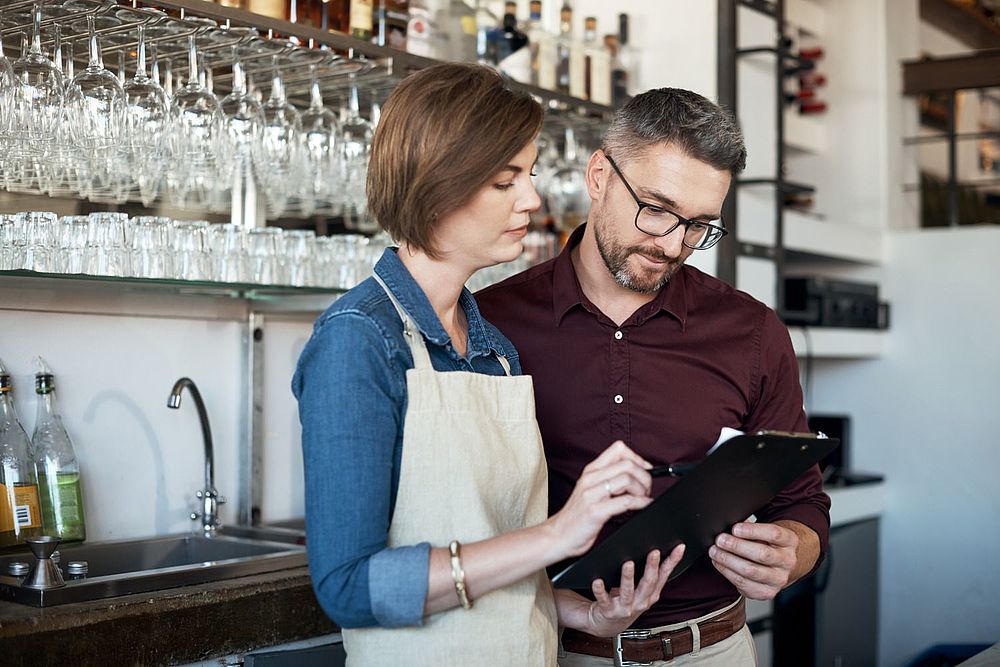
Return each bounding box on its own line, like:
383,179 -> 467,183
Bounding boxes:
368,542 -> 432,627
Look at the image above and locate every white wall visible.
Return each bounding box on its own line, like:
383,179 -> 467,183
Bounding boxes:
808,227 -> 1000,666
0,286 -> 318,541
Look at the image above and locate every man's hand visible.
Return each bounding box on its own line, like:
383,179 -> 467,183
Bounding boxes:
708,520 -> 819,600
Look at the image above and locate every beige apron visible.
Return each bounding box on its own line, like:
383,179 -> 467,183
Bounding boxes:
343,275 -> 558,666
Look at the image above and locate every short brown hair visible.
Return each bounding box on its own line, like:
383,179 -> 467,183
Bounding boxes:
367,63 -> 544,258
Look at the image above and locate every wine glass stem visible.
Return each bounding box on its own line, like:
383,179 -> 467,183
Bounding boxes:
31,4 -> 43,55
136,25 -> 146,78
349,75 -> 360,118
88,15 -> 101,68
188,35 -> 198,86
310,65 -> 322,109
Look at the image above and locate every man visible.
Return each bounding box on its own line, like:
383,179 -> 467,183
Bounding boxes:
476,88 -> 831,665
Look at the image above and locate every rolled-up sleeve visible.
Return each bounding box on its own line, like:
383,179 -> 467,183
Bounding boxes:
746,309 -> 832,562
293,311 -> 431,628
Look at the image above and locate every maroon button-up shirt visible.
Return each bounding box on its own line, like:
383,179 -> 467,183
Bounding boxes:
476,225 -> 831,626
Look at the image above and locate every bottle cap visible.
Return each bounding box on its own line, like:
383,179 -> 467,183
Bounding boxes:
34,356 -> 54,394
618,13 -> 629,45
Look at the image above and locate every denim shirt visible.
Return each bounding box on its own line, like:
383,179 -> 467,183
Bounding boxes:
291,248 -> 522,629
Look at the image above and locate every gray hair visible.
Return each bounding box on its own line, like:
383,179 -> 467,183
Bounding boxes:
601,88 -> 747,175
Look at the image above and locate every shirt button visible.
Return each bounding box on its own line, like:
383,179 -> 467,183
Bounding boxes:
613,394 -> 624,404
614,331 -> 623,340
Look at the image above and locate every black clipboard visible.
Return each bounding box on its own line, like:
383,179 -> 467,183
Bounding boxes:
551,432 -> 839,590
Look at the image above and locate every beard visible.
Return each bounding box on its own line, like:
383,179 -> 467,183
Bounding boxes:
593,214 -> 685,294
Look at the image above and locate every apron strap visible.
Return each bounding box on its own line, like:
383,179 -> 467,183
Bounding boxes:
495,353 -> 512,376
373,273 -> 434,371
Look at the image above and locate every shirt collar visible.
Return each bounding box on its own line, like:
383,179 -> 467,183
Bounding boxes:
551,223 -> 689,329
373,247 -> 510,359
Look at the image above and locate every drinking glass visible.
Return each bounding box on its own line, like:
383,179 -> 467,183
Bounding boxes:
16,212 -> 58,273
130,216 -> 173,279
283,229 -> 317,287
172,222 -> 210,281
246,227 -> 283,285
339,73 -> 374,221
220,47 -> 264,215
299,65 -> 342,217
69,16 -> 127,201
0,9 -> 16,166
84,212 -> 131,277
9,6 -> 63,186
167,35 -> 231,209
123,25 -> 170,207
208,223 -> 249,283
546,126 -> 590,232
57,215 -> 89,274
258,57 -> 303,218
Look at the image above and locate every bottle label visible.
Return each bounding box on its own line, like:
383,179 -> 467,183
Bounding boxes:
0,483 -> 43,532
351,0 -> 374,33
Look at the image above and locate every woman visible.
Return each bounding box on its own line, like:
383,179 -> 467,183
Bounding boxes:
292,63 -> 684,665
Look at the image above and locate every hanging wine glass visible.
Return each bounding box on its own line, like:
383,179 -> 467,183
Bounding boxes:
123,24 -> 170,207
39,26 -> 82,198
167,34 -> 231,210
220,46 -> 265,219
299,64 -> 342,217
258,56 -> 302,219
0,8 -> 15,161
339,72 -> 374,227
546,126 -> 590,232
68,14 -> 127,202
9,4 -> 63,189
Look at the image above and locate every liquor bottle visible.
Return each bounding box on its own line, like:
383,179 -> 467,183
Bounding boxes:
350,0 -> 374,40
583,16 -> 610,105
613,13 -> 638,103
0,360 -> 43,549
446,0 -> 478,62
375,0 -> 409,49
247,0 -> 288,19
555,2 -> 573,94
295,0 -> 328,28
527,0 -> 556,90
32,358 -> 86,543
497,1 -> 530,82
475,0 -> 499,65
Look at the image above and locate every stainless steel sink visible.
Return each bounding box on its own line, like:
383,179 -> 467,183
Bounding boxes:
0,533 -> 308,607
221,518 -> 307,545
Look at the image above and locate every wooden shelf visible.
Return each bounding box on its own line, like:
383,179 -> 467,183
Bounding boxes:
788,327 -> 887,358
784,211 -> 884,264
919,0 -> 1000,50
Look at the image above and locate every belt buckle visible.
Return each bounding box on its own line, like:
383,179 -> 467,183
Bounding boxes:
613,629 -> 654,667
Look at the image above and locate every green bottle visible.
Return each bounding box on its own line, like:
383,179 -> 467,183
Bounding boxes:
0,358 -> 44,549
32,358 -> 86,543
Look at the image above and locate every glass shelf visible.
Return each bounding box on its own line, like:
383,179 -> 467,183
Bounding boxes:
0,270 -> 345,316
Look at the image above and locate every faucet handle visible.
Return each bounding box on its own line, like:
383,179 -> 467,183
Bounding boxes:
190,511 -> 201,521
217,495 -> 227,506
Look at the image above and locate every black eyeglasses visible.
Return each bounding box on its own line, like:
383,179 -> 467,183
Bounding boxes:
604,153 -> 728,250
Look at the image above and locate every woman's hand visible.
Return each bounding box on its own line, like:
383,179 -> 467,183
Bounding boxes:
546,441 -> 655,560
585,544 -> 686,637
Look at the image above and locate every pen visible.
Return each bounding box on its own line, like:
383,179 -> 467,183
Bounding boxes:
649,462 -> 700,477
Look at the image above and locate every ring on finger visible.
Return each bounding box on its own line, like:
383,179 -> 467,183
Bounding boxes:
604,480 -> 613,496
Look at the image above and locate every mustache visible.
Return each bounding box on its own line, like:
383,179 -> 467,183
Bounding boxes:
628,247 -> 671,263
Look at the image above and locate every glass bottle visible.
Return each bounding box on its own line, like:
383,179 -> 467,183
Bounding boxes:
32,358 -> 86,543
247,0 -> 288,19
555,1 -> 573,94
0,360 -> 43,549
375,0 -> 409,49
583,16 -> 610,105
527,0 -> 555,90
350,0 -> 374,40
496,1 -> 529,82
613,13 -> 639,104
446,0 -> 477,62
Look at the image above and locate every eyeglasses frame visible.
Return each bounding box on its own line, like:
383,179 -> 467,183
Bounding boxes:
603,152 -> 729,250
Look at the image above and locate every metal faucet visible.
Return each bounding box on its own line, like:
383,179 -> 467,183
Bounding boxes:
167,377 -> 225,535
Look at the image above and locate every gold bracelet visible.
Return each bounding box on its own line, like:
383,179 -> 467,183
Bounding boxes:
448,540 -> 473,609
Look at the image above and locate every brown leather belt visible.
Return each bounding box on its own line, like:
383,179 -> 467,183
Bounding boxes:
561,598 -> 746,665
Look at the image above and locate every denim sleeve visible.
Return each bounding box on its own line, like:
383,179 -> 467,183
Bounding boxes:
293,311 -> 431,628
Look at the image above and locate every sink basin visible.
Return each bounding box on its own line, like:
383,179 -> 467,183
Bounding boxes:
0,533 -> 308,607
221,518 -> 306,545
